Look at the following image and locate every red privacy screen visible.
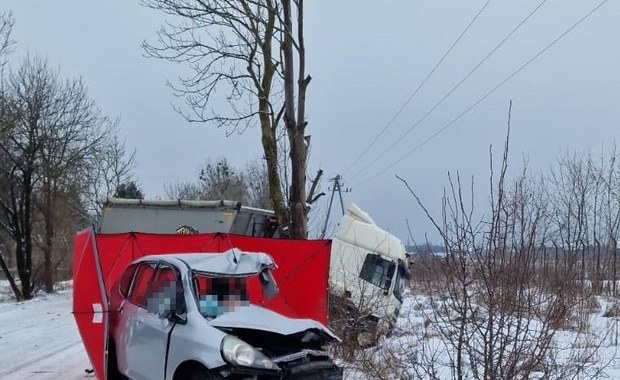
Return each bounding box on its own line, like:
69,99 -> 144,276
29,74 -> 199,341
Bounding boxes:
73,230 -> 332,380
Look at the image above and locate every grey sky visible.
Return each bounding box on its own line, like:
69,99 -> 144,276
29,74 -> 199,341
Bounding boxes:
4,0 -> 619,243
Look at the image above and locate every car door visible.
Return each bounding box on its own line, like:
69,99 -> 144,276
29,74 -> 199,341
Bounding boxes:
126,262 -> 182,380
110,263 -> 139,376
116,262 -> 156,379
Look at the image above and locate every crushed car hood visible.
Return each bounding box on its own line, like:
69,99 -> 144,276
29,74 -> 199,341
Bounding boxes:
209,305 -> 339,342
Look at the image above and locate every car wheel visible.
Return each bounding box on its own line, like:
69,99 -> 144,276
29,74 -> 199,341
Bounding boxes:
106,340 -> 128,380
188,368 -> 215,380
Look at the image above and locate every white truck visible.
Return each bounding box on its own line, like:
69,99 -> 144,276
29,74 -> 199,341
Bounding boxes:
328,204 -> 410,344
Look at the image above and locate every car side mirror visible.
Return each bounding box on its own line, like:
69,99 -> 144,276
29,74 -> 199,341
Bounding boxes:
259,269 -> 278,300
167,311 -> 187,325
157,303 -> 187,324
158,308 -> 174,320
148,281 -> 186,321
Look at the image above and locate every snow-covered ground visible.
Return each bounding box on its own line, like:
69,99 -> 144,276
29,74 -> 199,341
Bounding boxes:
2,282 -> 620,379
341,293 -> 620,379
0,285 -> 92,380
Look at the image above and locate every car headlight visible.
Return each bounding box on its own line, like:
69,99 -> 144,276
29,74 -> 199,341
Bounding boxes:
221,335 -> 278,370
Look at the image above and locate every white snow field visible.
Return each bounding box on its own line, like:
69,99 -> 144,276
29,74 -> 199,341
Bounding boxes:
0,289 -> 93,380
2,283 -> 620,379
340,294 -> 620,379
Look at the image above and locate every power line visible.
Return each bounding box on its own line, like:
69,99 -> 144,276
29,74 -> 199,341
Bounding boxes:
350,0 -> 550,181
355,0 -> 610,188
320,175 -> 351,239
344,0 -> 494,175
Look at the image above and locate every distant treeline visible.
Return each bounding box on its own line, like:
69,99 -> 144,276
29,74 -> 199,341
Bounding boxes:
406,243 -> 444,256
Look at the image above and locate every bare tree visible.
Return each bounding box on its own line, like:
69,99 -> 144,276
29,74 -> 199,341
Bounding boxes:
142,0 -> 312,238
0,11 -> 14,68
0,58 -> 41,300
165,157 -> 271,208
81,133 -> 137,221
164,181 -> 204,200
199,158 -> 245,201
388,105 -> 608,379
281,0 -> 310,238
602,151 -> 620,295
0,56 -> 117,296
34,60 -> 113,292
0,11 -> 20,300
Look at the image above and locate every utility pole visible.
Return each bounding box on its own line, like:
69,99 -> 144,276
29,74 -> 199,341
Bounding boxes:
321,175 -> 351,238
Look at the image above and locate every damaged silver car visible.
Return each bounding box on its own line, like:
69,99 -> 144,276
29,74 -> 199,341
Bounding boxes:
107,249 -> 343,380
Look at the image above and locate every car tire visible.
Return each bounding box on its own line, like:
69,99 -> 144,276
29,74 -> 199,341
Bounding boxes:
188,368 -> 214,380
106,340 -> 128,380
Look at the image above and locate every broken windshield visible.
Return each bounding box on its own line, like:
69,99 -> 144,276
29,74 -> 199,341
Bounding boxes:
193,273 -> 250,318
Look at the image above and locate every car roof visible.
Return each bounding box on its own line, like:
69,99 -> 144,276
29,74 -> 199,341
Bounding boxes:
138,248 -> 276,276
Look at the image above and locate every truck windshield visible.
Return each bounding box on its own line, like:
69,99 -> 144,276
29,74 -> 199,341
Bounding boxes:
192,273 -> 250,318
359,254 -> 396,291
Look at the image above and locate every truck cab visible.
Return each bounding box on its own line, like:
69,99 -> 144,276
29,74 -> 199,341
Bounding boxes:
329,204 -> 410,343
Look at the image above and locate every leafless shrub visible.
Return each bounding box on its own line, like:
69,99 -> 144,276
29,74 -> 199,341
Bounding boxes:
603,301 -> 620,318
387,104 -> 612,380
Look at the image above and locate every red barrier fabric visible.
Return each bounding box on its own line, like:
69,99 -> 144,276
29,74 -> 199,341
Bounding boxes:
91,233 -> 331,323
221,235 -> 331,323
72,229 -> 108,380
72,231 -> 331,380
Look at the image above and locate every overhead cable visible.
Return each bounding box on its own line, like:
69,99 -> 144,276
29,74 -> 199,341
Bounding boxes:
344,0 -> 494,175
355,0 -> 610,187
350,0 -> 550,181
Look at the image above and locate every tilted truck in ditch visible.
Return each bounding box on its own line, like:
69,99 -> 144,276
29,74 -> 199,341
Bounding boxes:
328,204 -> 411,344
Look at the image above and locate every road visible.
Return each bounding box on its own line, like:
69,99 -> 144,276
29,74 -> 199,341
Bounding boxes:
0,292 -> 93,380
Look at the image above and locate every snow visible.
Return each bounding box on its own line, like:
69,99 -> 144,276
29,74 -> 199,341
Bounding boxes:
340,293 -> 620,379
2,282 -> 620,379
0,288 -> 93,380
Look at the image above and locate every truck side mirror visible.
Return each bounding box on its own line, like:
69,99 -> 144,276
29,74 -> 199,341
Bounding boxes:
398,259 -> 411,280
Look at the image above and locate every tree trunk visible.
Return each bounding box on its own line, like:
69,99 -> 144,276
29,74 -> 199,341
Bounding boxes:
15,242 -> 32,299
613,237 -> 618,296
258,0 -> 287,234
282,0 -> 307,239
20,164 -> 34,299
0,249 -> 21,301
43,180 -> 54,293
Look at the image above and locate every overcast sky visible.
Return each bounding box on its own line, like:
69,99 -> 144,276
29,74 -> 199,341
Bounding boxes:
3,0 -> 619,243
